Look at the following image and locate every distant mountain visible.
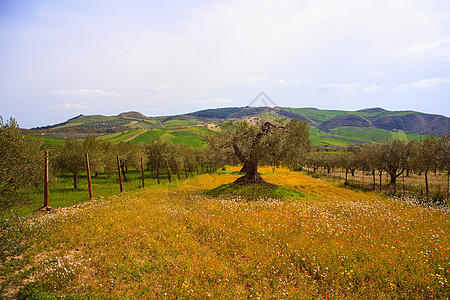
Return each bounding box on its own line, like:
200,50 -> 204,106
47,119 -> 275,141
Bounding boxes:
117,111 -> 149,119
25,107 -> 450,147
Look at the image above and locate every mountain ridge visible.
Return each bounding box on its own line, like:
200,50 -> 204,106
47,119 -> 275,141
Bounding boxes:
26,106 -> 450,147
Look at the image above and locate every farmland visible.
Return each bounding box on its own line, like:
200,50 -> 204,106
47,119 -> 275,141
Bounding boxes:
2,167 -> 449,299
24,106 -> 450,148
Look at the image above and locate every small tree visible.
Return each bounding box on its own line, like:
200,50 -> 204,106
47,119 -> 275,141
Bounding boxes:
207,119 -> 311,185
378,140 -> 411,193
55,138 -> 85,189
437,134 -> 450,201
410,137 -> 438,198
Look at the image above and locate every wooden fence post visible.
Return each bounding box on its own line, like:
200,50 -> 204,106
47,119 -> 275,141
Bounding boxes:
117,155 -> 124,193
165,159 -> 172,183
85,153 -> 93,199
38,150 -> 51,211
141,157 -> 145,188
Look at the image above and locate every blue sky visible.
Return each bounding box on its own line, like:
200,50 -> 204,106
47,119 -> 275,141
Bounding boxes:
1,0 -> 449,128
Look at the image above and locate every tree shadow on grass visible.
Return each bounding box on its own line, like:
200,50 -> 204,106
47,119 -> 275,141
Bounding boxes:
204,182 -> 306,201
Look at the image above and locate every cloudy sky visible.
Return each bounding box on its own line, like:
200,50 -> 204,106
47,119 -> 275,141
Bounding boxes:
1,0 -> 450,128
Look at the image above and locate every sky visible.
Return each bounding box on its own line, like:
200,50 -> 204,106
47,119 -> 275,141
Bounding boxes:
1,0 -> 450,128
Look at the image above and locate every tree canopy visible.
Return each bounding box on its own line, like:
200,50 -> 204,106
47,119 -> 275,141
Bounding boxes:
207,119 -> 311,184
0,117 -> 42,206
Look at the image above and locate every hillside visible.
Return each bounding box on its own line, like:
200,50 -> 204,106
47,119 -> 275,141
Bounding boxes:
25,107 -> 450,147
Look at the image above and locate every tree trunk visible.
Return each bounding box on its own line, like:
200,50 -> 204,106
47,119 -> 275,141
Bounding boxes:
174,161 -> 181,180
345,169 -> 348,185
379,170 -> 382,192
234,161 -> 266,185
240,163 -> 249,173
184,162 -> 189,179
155,158 -> 160,184
425,170 -> 429,198
165,159 -> 172,183
372,169 -> 376,190
389,172 -> 397,194
189,163 -> 194,177
120,164 -> 128,182
73,173 -> 78,190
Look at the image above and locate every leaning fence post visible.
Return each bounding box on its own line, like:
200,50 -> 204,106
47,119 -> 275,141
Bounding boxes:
38,150 -> 51,211
117,155 -> 124,193
85,153 -> 93,199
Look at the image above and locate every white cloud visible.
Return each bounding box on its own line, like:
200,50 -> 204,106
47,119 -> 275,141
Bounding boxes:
143,86 -> 177,92
62,102 -> 87,109
318,82 -> 383,94
396,78 -> 450,89
50,89 -> 120,98
397,37 -> 450,62
363,85 -> 382,93
240,76 -> 265,83
318,83 -> 362,94
190,98 -> 233,104
367,72 -> 387,79
277,78 -> 306,85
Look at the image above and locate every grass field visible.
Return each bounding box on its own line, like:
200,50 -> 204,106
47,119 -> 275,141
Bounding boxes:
2,167 -> 449,299
102,127 -> 206,147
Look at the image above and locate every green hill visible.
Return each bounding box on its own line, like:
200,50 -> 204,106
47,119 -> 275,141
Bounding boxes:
24,106 -> 449,147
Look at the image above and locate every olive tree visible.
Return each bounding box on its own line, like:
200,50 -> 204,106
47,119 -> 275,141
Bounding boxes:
206,119 -> 311,184
410,137 -> 439,198
437,134 -> 450,200
0,117 -> 42,205
55,136 -> 106,189
378,140 -> 412,193
54,138 -> 85,189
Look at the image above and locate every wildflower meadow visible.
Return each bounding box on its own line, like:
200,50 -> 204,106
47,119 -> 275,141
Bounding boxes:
1,167 -> 449,299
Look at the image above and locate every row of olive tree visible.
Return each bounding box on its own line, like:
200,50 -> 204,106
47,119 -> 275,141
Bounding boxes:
305,135 -> 450,197
54,137 -> 217,189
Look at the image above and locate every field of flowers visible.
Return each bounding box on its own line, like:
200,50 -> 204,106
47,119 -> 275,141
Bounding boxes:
2,167 -> 449,299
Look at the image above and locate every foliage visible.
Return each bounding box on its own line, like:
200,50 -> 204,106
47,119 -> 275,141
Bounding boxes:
54,136 -> 107,189
0,117 -> 42,206
206,119 -> 311,184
